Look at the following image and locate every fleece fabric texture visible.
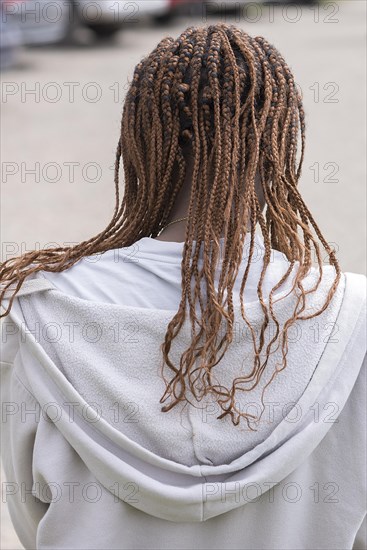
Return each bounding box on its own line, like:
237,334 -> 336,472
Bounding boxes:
0,265 -> 366,550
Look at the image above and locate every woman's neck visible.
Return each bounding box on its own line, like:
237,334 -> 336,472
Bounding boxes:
154,222 -> 188,242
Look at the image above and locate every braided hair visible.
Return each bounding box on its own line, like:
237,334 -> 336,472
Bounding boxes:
0,24 -> 340,426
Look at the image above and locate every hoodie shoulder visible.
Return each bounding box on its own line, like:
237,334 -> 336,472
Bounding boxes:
344,271 -> 367,300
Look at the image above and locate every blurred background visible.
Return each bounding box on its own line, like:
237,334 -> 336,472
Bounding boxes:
1,0 -> 366,547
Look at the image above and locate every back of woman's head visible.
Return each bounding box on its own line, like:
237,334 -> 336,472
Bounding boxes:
0,23 -> 340,426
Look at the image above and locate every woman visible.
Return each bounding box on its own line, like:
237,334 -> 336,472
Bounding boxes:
1,23 -> 366,550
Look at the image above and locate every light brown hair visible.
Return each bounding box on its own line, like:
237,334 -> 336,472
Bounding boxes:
0,24 -> 340,426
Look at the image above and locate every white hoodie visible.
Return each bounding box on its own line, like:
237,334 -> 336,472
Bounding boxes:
0,237 -> 366,550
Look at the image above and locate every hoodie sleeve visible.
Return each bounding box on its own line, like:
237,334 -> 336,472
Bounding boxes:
0,312 -> 50,549
352,353 -> 367,550
353,513 -> 367,550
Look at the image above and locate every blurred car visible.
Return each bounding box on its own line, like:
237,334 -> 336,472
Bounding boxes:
76,0 -> 204,36
3,0 -> 72,44
3,0 -> 173,44
0,0 -> 22,70
77,0 -> 170,37
152,0 -> 199,23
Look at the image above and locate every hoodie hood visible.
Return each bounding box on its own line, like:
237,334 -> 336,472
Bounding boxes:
2,267 -> 366,523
